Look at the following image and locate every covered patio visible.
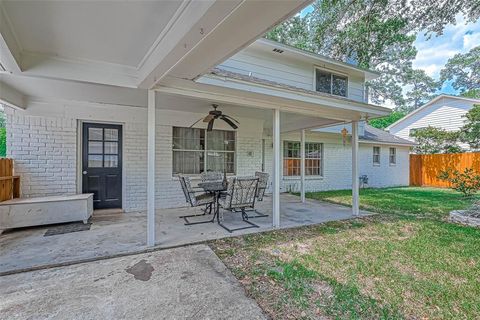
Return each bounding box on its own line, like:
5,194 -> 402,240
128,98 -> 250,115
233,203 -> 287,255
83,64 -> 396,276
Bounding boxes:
0,194 -> 370,275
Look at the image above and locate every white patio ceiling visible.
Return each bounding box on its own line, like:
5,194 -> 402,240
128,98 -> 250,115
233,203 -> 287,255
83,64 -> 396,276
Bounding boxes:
0,0 -> 310,89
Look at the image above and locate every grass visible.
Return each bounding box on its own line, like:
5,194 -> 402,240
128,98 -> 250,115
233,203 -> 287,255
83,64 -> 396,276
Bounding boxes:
301,187 -> 476,218
210,187 -> 480,319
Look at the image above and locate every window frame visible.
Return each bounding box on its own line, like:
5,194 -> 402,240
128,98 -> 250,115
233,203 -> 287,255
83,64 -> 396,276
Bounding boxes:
389,147 -> 396,166
283,140 -> 324,177
373,146 -> 381,166
172,127 -> 236,176
314,66 -> 349,98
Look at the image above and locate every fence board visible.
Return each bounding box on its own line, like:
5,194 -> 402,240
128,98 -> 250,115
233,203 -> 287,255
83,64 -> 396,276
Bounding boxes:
410,153 -> 480,187
0,158 -> 19,201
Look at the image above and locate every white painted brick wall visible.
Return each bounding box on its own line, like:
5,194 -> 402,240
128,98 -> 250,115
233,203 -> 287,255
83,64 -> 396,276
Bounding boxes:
263,131 -> 410,193
6,113 -> 77,197
6,101 -> 409,213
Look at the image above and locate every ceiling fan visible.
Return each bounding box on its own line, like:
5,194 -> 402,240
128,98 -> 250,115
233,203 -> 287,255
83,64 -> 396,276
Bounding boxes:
190,104 -> 239,131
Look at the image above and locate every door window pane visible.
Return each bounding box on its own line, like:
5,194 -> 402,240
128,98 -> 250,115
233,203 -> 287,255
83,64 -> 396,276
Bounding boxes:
88,155 -> 103,167
104,155 -> 118,168
88,128 -> 103,141
104,142 -> 118,154
104,128 -> 118,141
88,141 -> 103,154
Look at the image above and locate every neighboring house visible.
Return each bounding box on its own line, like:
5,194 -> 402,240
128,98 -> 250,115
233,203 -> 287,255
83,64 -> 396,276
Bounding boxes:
0,1 -> 410,245
387,95 -> 480,149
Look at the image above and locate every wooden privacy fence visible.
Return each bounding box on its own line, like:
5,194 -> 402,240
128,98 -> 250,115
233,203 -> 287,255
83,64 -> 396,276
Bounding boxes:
0,158 -> 20,201
410,153 -> 480,187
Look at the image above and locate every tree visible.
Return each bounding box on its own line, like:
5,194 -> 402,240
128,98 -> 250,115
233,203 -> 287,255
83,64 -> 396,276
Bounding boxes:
410,126 -> 462,154
440,46 -> 480,95
461,89 -> 480,99
403,69 -> 439,111
460,104 -> 480,151
368,111 -> 406,129
265,1 -> 480,111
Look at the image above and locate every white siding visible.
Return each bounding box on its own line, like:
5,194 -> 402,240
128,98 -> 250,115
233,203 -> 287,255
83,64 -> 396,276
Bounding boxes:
219,48 -> 366,103
389,97 -> 478,150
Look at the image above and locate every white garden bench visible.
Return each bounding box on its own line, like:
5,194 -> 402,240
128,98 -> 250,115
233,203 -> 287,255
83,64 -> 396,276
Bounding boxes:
0,194 -> 93,234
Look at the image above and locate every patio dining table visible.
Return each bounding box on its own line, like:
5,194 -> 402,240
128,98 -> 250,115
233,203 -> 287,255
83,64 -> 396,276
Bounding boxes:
197,181 -> 227,224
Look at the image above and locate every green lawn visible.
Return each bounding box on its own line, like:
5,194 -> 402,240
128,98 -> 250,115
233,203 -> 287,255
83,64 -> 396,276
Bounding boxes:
303,187 -> 476,218
210,187 -> 480,319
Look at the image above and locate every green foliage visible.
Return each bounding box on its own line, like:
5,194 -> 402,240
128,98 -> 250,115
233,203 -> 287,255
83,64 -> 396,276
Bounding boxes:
461,89 -> 480,99
410,126 -> 462,154
460,104 -> 480,151
440,46 -> 480,95
0,110 -> 5,157
403,69 -> 440,112
368,111 -> 406,129
265,1 -> 480,111
439,168 -> 480,197
0,128 -> 5,157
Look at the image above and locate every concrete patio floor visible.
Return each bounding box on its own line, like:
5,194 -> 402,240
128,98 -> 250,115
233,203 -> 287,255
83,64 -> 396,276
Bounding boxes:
0,194 -> 370,275
0,245 -> 266,320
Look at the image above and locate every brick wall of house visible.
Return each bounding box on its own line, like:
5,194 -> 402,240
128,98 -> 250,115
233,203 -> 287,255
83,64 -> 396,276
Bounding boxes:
6,113 -> 77,197
5,100 -> 409,212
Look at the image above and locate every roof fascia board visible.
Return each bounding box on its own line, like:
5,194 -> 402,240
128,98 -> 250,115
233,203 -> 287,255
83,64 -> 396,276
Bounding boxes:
195,73 -> 390,117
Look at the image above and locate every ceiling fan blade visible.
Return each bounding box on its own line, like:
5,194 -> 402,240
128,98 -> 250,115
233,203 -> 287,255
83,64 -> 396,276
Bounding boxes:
221,116 -> 238,129
203,114 -> 214,123
223,114 -> 240,124
207,119 -> 214,131
189,117 -> 203,128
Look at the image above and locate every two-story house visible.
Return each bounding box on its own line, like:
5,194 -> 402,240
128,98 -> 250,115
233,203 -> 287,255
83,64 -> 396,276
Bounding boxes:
3,37 -> 413,214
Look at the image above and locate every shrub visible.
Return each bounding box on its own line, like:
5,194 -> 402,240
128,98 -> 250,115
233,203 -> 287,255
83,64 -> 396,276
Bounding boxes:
438,168 -> 480,197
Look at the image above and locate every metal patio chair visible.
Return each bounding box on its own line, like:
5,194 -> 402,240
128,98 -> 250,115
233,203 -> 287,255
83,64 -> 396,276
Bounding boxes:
217,176 -> 260,232
178,175 -> 215,225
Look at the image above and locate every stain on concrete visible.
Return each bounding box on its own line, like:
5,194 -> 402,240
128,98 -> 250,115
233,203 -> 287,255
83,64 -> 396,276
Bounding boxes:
126,259 -> 154,281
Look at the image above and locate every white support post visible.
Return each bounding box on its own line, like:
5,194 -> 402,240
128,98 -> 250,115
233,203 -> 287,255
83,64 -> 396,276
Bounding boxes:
147,90 -> 156,246
352,120 -> 360,216
300,129 -> 306,203
272,109 -> 281,228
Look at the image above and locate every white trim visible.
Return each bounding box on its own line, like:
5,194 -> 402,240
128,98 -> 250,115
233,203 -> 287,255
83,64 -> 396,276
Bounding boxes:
272,108 -> 280,228
300,129 -> 305,203
147,90 -> 156,247
352,121 -> 359,216
359,140 -> 414,147
386,94 -> 480,131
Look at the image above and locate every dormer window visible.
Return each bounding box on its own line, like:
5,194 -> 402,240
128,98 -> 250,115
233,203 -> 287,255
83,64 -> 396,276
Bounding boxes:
315,68 -> 348,97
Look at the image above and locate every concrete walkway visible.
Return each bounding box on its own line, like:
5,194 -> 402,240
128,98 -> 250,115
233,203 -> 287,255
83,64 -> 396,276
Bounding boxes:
0,245 -> 266,320
0,194 -> 370,274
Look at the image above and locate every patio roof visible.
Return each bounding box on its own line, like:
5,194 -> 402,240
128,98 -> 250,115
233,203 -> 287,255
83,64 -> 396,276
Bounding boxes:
0,0 -> 311,90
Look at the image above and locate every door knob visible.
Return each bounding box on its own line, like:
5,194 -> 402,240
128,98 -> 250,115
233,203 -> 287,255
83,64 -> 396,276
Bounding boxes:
82,171 -> 88,175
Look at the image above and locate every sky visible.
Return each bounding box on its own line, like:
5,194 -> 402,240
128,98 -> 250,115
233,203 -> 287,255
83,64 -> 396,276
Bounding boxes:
413,16 -> 480,95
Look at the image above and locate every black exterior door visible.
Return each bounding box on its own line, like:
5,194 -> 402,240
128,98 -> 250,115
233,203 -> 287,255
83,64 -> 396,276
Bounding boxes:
82,123 -> 122,209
